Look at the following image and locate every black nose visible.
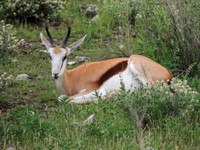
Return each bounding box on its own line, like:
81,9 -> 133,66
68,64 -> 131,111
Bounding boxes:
53,73 -> 58,79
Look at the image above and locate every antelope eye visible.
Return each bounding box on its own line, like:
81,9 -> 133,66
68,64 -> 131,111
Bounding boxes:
62,56 -> 67,61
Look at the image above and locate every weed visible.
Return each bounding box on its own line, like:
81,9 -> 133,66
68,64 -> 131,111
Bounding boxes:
134,0 -> 200,75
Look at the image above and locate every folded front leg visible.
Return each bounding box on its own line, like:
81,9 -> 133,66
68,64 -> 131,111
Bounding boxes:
68,88 -> 107,104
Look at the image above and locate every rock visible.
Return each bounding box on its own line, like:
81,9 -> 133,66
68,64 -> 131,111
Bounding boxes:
67,56 -> 90,66
16,74 -> 29,81
118,44 -> 125,50
79,4 -> 98,18
91,15 -> 99,22
75,56 -> 90,63
39,50 -> 48,53
145,147 -> 154,150
83,114 -> 96,126
11,58 -> 17,63
67,61 -> 76,65
17,39 -> 30,48
7,147 -> 15,150
86,5 -> 98,18
17,39 -> 26,46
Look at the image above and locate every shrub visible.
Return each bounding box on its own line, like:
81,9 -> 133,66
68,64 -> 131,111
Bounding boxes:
134,0 -> 200,75
0,20 -> 17,62
116,78 -> 199,127
0,72 -> 13,92
0,0 -> 64,23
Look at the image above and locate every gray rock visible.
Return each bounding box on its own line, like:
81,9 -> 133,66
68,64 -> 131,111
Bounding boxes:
91,15 -> 99,22
11,58 -> 17,63
86,5 -> 98,18
79,4 -> 98,18
17,39 -> 30,48
83,114 -> 96,126
75,56 -> 90,63
7,147 -> 15,150
119,44 -> 125,50
39,50 -> 48,53
16,74 -> 29,81
68,61 -> 76,65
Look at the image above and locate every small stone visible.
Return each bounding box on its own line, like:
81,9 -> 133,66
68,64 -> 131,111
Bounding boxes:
91,15 -> 99,22
11,58 -> 17,63
39,50 -> 48,53
79,4 -> 98,18
119,44 -> 125,50
145,147 -> 154,150
16,74 -> 29,81
86,5 -> 98,18
83,114 -> 96,126
68,61 -> 76,65
17,39 -> 29,48
7,147 -> 15,150
75,56 -> 90,63
17,39 -> 26,46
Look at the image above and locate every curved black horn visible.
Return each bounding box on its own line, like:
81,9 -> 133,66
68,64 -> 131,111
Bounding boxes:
61,27 -> 71,48
46,27 -> 56,47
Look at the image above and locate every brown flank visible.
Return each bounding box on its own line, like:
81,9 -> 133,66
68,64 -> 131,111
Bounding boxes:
97,60 -> 128,86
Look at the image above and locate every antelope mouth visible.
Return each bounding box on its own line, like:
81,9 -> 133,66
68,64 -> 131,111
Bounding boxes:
54,76 -> 59,80
53,73 -> 59,80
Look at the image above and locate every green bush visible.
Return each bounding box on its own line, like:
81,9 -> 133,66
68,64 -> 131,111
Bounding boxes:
134,0 -> 200,75
0,20 -> 17,62
0,0 -> 64,23
116,78 -> 200,127
0,72 -> 13,92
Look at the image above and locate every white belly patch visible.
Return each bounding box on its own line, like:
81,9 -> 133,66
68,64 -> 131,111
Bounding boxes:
99,64 -> 147,94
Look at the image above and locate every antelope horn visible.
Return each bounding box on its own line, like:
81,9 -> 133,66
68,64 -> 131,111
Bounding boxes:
61,27 -> 71,48
46,27 -> 56,47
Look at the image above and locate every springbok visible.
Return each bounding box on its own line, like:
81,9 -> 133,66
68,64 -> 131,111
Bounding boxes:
40,27 -> 173,104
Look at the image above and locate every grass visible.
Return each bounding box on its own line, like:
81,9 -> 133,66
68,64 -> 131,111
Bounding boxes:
0,0 -> 200,149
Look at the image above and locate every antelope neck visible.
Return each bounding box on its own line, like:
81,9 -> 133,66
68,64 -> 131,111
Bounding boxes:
55,72 -> 66,95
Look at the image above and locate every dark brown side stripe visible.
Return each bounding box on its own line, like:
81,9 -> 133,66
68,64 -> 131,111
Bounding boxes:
97,60 -> 128,86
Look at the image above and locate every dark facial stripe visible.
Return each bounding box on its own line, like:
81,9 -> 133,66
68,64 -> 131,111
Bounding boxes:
97,60 -> 128,86
60,56 -> 66,71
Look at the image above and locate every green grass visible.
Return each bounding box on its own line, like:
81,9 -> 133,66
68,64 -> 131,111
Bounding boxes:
0,0 -> 200,149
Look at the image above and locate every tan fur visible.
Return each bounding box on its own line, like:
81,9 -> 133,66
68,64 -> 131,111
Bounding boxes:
129,55 -> 173,86
62,58 -> 128,96
61,55 -> 172,96
54,47 -> 61,54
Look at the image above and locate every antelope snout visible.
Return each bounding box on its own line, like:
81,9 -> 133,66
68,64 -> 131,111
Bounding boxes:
52,73 -> 59,79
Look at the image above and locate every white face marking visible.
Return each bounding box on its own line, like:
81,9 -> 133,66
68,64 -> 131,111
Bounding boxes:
48,47 -> 67,79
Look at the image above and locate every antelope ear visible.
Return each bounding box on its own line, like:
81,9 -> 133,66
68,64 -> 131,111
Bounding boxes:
67,35 -> 87,56
40,33 -> 51,49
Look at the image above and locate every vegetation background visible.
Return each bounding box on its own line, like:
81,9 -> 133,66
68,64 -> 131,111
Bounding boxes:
0,0 -> 199,149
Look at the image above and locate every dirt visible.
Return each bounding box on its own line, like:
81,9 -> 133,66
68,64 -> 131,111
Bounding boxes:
0,101 -> 27,113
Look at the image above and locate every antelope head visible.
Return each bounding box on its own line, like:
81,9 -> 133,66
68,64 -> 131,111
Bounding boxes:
40,27 -> 87,79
